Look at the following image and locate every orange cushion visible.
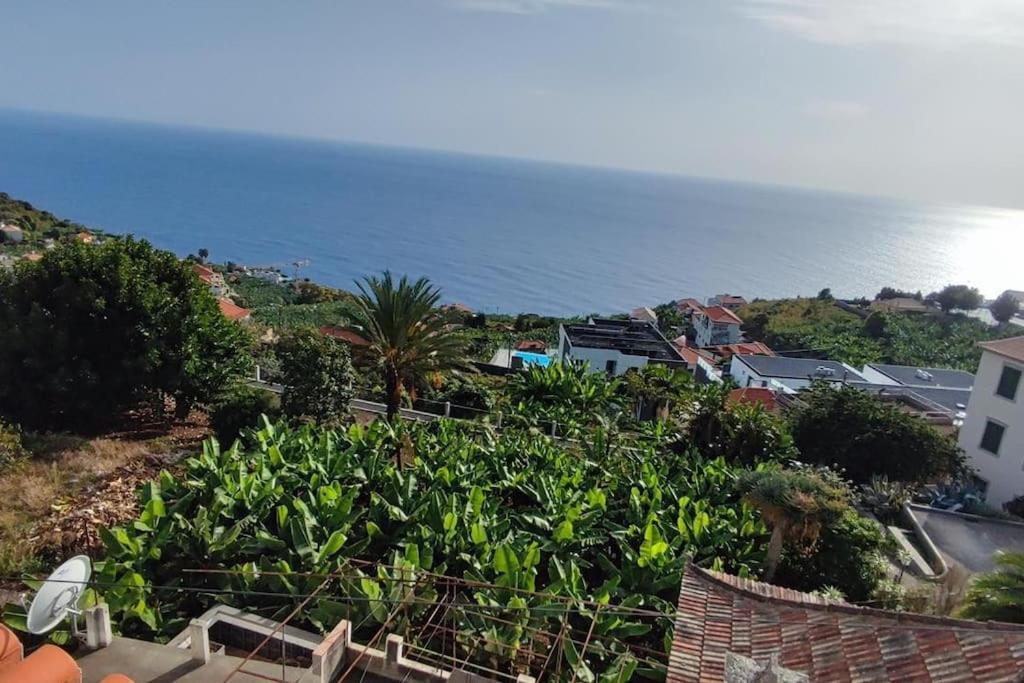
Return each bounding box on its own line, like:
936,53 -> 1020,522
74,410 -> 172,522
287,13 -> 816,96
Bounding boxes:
0,644 -> 80,683
0,625 -> 22,669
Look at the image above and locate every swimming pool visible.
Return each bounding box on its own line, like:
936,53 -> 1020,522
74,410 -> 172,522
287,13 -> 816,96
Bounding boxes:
514,351 -> 552,367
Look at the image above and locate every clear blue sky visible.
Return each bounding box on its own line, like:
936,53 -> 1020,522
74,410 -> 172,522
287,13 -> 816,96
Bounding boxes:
4,0 -> 1024,208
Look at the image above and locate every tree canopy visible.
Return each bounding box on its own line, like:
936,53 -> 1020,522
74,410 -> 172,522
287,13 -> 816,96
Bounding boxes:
788,383 -> 965,485
0,238 -> 252,430
991,292 -> 1020,324
277,327 -> 354,424
928,284 -> 983,313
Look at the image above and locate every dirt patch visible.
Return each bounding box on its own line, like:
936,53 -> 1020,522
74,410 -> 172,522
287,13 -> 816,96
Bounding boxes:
0,410 -> 209,588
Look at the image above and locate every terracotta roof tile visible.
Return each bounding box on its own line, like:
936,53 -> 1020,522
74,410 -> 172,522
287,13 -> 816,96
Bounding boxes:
668,564 -> 1024,682
702,306 -> 743,325
319,326 -> 370,347
217,298 -> 251,321
979,336 -> 1024,364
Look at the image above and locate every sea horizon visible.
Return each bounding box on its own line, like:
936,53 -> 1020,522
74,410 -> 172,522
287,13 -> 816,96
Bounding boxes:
1,108 -> 1022,316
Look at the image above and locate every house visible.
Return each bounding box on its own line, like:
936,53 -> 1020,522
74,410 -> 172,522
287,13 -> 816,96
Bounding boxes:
707,293 -> 747,310
727,387 -> 785,413
193,263 -> 229,297
675,298 -> 704,318
958,337 -> 1024,507
729,354 -> 867,392
707,341 -> 774,364
668,563 -> 1024,682
217,297 -> 251,322
0,223 -> 23,243
75,231 -> 95,244
871,297 -> 930,314
319,325 -> 370,348
558,318 -> 685,375
629,306 -> 658,324
514,339 -> 546,352
693,306 -> 742,347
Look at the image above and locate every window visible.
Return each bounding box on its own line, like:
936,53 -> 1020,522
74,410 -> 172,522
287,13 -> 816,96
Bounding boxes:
605,359 -> 617,375
996,365 -> 1022,401
980,420 -> 1006,455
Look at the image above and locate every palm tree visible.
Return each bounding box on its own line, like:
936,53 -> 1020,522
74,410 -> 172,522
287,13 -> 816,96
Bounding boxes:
959,551 -> 1024,623
736,469 -> 848,582
349,272 -> 470,423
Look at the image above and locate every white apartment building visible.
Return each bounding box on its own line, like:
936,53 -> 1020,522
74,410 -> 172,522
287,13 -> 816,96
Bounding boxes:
693,306 -> 742,347
959,337 -> 1024,507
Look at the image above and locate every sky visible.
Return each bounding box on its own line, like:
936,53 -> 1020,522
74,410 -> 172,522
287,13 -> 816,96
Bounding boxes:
3,0 -> 1024,209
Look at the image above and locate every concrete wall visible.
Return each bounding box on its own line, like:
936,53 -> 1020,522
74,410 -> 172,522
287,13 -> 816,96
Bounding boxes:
960,349 -> 1024,507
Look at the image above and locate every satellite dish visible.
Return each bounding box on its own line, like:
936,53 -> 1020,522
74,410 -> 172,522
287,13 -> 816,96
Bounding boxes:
26,555 -> 91,635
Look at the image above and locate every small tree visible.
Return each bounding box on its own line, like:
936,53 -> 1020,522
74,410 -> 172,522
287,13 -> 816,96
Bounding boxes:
817,287 -> 833,301
736,468 -> 849,581
0,238 -> 251,430
277,328 -> 354,424
928,284 -> 983,313
197,248 -> 209,263
959,551 -> 1024,623
991,292 -> 1020,324
789,383 -> 965,484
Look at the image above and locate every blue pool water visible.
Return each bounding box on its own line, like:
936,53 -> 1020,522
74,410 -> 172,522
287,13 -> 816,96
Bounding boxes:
515,352 -> 552,367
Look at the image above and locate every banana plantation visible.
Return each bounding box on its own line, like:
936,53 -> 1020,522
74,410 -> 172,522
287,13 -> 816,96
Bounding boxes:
93,416 -> 769,681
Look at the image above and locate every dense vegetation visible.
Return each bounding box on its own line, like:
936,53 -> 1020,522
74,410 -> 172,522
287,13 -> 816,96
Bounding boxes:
0,238 -> 252,430
0,192 -> 93,249
95,418 -> 769,680
739,297 -> 1021,371
788,383 -> 965,485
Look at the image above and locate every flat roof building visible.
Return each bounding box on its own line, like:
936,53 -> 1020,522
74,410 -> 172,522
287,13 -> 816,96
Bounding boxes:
559,318 -> 685,375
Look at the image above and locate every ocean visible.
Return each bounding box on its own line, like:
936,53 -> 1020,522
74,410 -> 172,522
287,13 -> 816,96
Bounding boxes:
1,109 -> 1021,316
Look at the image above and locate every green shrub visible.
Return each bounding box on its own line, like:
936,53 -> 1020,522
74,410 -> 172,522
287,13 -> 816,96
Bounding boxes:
774,509 -> 890,602
209,385 -> 280,445
277,328 -> 354,424
0,421 -> 26,469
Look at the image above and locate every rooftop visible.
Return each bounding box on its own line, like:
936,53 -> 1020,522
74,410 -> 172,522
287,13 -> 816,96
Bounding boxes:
563,318 -> 684,362
709,342 -> 774,361
908,504 -> 1024,574
669,563 -> 1024,682
980,336 -> 1024,364
701,306 -> 743,325
320,326 -> 371,347
218,297 -> 252,321
727,387 -> 781,411
734,354 -> 866,382
866,363 -> 974,390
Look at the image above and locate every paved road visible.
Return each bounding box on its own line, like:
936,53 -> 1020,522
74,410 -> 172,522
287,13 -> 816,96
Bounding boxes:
912,506 -> 1024,573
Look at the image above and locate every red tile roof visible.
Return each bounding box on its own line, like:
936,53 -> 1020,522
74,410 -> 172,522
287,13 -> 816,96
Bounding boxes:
711,342 -> 774,360
669,563 -> 1024,682
193,264 -> 216,284
702,306 -> 743,325
715,294 -> 747,305
676,298 -> 704,314
515,340 -> 547,352
217,298 -> 251,321
980,336 -> 1024,364
728,387 -> 780,411
320,326 -> 370,347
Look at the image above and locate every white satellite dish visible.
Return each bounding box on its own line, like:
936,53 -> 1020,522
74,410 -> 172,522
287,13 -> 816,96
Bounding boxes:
25,555 -> 92,635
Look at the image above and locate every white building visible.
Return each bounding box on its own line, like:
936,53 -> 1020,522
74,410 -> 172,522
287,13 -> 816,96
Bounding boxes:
729,355 -> 867,392
693,306 -> 742,347
558,318 -> 685,376
707,294 -> 747,311
0,223 -> 24,243
959,337 -> 1024,507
